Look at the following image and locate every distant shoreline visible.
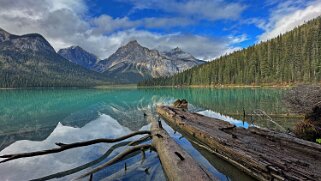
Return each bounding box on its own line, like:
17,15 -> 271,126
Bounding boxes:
94,84 -> 137,89
137,84 -> 296,88
2,83 -> 318,89
0,84 -> 138,90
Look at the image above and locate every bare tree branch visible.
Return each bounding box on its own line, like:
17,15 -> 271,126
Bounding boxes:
0,130 -> 150,163
75,144 -> 152,180
30,141 -> 131,181
128,135 -> 151,146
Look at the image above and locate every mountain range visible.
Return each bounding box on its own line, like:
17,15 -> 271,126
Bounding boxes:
0,28 -> 203,87
59,40 -> 204,83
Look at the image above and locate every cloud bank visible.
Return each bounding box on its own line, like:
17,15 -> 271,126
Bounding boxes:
259,0 -> 321,41
0,0 -> 246,60
1,0 -> 319,60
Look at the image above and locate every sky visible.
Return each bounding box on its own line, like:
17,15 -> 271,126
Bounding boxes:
0,0 -> 321,60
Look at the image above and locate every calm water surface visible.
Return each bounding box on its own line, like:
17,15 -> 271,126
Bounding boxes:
0,88 -> 297,180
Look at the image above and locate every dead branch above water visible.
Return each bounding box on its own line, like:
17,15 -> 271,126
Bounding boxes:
75,144 -> 152,179
0,130 -> 150,163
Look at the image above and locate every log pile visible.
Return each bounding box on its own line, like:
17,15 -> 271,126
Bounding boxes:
157,105 -> 321,181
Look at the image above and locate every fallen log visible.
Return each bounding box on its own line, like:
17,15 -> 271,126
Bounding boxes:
147,114 -> 217,181
157,106 -> 321,181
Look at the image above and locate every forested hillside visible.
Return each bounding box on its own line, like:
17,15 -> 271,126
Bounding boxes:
0,29 -> 110,87
0,52 -> 109,87
139,16 -> 321,86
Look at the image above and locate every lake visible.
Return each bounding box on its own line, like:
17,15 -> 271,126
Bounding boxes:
0,88 -> 299,180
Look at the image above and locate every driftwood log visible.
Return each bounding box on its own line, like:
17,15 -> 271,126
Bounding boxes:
157,106 -> 321,181
147,114 -> 216,181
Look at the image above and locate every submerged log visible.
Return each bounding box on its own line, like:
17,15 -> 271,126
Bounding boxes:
157,106 -> 321,181
147,114 -> 216,181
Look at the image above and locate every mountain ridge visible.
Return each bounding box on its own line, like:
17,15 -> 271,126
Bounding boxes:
58,46 -> 99,69
59,40 -> 204,83
0,28 -> 110,87
0,27 -> 204,87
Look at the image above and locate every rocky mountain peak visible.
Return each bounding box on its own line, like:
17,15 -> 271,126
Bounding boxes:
70,45 -> 81,49
161,47 -> 205,71
162,47 -> 198,61
172,47 -> 183,52
127,40 -> 140,46
106,40 -> 151,63
120,40 -> 144,50
0,28 -> 7,34
67,45 -> 88,52
0,28 -> 55,53
58,45 -> 98,69
0,28 -> 12,43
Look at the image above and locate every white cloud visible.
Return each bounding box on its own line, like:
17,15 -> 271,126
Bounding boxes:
90,15 -> 194,34
91,15 -> 139,34
259,0 -> 321,41
0,0 -> 244,60
81,29 -> 237,60
142,17 -> 195,28
228,34 -> 248,44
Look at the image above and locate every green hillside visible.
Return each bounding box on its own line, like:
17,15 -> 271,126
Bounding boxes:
139,16 -> 321,86
0,52 -> 110,87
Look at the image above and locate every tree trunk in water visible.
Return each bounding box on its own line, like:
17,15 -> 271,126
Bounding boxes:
157,105 -> 321,181
147,113 -> 216,181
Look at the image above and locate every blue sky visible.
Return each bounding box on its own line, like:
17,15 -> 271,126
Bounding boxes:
88,0 -> 264,47
0,0 -> 320,60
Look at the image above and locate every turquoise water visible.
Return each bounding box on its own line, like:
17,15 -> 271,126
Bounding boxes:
0,88 -> 296,180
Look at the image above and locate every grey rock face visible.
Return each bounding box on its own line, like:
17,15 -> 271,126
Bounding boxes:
0,28 -> 11,43
58,46 -> 98,69
161,47 -> 205,72
95,40 -> 204,83
0,28 -> 55,54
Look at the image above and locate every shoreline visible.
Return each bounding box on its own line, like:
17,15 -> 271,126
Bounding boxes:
0,84 -> 138,90
94,84 -> 137,89
137,84 -> 295,89
2,83 -> 318,89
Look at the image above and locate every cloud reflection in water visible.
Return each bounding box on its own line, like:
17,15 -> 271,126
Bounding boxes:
0,114 -> 157,181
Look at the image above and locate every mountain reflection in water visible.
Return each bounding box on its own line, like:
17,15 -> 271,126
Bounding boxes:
0,114 -> 165,180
